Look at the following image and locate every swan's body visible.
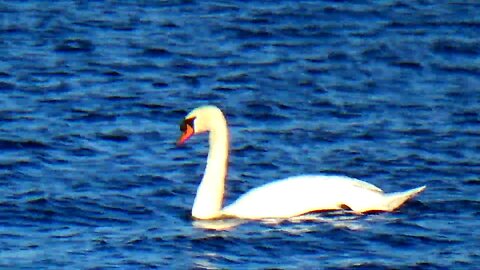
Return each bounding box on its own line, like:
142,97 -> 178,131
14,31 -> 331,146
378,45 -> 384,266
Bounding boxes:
178,105 -> 426,220
222,175 -> 425,219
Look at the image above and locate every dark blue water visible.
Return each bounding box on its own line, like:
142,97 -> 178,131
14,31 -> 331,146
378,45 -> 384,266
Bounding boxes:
1,1 -> 479,269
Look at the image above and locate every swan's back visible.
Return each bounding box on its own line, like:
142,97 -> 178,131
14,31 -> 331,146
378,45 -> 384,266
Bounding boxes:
222,175 -> 387,219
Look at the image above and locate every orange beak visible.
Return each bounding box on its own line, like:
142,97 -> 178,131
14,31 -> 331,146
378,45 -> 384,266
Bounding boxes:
177,124 -> 194,146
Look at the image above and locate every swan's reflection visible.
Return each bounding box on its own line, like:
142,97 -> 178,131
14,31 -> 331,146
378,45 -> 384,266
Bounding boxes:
193,212 -> 365,231
193,218 -> 247,230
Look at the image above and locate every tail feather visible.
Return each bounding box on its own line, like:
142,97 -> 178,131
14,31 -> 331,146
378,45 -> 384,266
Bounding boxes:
383,185 -> 426,211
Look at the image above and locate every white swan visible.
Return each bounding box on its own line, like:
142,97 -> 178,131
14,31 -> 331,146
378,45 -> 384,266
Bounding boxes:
177,105 -> 426,220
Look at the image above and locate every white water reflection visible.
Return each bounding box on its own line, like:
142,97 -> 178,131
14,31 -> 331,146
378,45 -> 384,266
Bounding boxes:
193,212 -> 365,231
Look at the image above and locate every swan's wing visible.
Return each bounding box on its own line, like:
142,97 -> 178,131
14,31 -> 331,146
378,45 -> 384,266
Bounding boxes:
346,177 -> 383,193
291,175 -> 384,193
222,175 -> 384,219
222,175 -> 422,219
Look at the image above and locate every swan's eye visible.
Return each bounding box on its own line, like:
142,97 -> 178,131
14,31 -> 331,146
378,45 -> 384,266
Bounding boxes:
180,117 -> 195,132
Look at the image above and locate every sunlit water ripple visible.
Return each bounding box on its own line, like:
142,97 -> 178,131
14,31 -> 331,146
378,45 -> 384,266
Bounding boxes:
0,1 -> 479,269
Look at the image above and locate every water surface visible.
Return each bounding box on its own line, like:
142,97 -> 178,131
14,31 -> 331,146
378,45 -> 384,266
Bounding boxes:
0,1 -> 479,269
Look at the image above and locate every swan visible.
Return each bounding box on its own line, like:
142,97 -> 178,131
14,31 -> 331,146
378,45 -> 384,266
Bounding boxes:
177,105 -> 426,220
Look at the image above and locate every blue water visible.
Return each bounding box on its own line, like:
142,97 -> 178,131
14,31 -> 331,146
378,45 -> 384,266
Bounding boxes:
1,1 -> 479,269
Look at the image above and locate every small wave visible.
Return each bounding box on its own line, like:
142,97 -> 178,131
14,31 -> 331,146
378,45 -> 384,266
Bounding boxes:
54,39 -> 95,53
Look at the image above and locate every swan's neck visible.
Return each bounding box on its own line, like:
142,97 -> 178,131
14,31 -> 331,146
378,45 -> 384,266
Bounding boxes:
192,119 -> 229,219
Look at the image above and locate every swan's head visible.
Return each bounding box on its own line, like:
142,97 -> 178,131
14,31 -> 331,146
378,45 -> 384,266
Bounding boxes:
177,105 -> 225,145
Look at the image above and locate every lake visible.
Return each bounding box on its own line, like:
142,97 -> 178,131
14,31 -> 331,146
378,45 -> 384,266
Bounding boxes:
0,1 -> 479,269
